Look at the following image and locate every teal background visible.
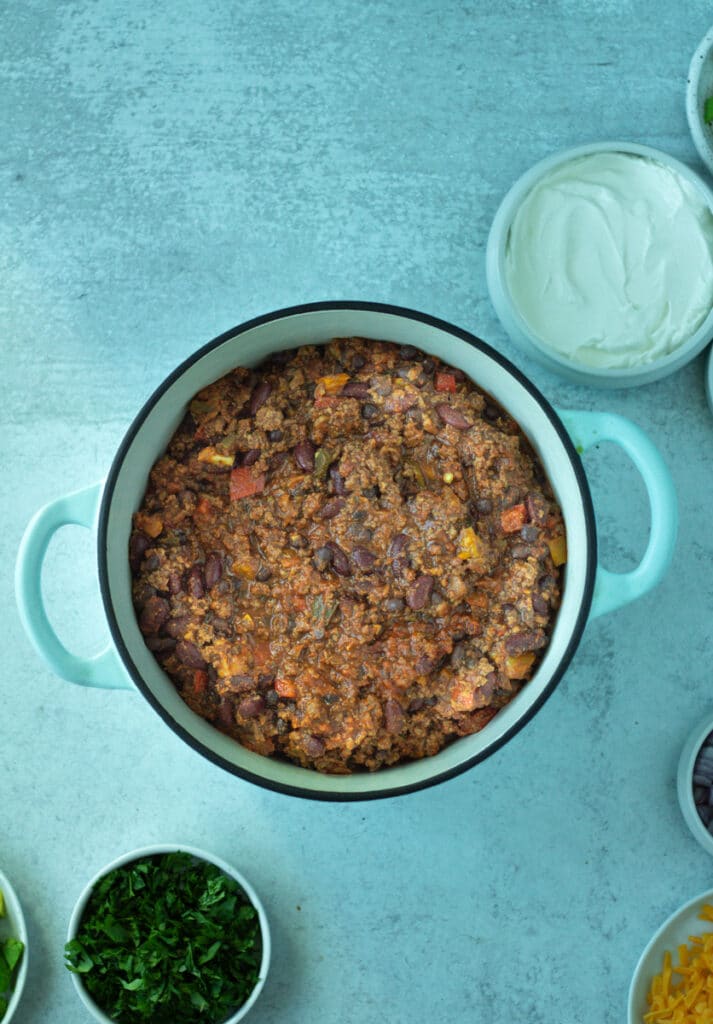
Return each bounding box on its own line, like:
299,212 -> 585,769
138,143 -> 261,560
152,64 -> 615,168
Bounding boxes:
3,3 -> 713,1021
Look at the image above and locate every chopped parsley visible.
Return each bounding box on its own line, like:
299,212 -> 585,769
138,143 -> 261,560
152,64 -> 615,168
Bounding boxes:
705,96 -> 713,124
64,852 -> 262,1024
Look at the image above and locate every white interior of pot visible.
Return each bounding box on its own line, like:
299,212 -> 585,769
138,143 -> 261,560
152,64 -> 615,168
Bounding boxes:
103,308 -> 590,796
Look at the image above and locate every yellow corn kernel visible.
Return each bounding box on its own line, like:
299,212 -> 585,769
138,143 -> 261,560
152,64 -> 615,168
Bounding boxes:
197,446 -> 234,467
547,534 -> 567,566
457,526 -> 482,561
318,373 -> 350,395
505,652 -> 535,679
442,471 -> 454,484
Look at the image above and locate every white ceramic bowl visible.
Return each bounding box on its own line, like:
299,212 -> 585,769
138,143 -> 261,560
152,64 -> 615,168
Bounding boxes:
687,25 -> 713,178
0,867 -> 28,1024
486,141 -> 713,388
628,888 -> 713,1023
706,344 -> 713,414
677,710 -> 713,856
67,844 -> 270,1024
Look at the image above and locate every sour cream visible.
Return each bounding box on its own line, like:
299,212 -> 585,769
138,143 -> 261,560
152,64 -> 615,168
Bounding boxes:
504,151 -> 713,369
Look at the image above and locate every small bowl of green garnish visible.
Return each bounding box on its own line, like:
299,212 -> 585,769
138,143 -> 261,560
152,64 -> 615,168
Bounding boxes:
0,868 -> 27,1024
65,845 -> 270,1024
687,25 -> 713,178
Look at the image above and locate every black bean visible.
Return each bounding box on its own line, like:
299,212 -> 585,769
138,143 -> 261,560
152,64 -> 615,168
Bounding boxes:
276,716 -> 290,735
267,428 -> 284,442
511,544 -> 533,560
256,565 -> 272,582
312,546 -> 334,572
520,524 -> 539,542
422,358 -> 435,376
385,597 -> 405,613
249,380 -> 272,415
340,381 -> 370,399
352,354 -> 366,370
483,402 -> 500,422
407,574 -> 434,610
129,532 -> 150,574
187,565 -> 205,599
289,533 -> 308,549
320,497 -> 345,519
361,402 -> 379,420
139,596 -> 170,635
294,439 -> 316,471
175,640 -> 206,669
265,688 -> 279,707
532,593 -> 549,616
399,344 -> 418,359
475,498 -> 493,514
243,448 -> 261,467
351,546 -> 376,571
327,542 -> 351,577
205,552 -> 223,588
408,697 -> 425,712
435,403 -> 472,430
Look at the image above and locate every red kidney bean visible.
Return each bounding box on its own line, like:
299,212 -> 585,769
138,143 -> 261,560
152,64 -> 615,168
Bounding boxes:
212,617 -> 232,635
312,546 -> 334,572
168,571 -> 183,595
249,380 -> 272,415
435,403 -> 472,430
320,497 -> 345,519
175,640 -> 206,669
340,381 -> 370,399
504,630 -> 546,656
187,565 -> 205,599
351,546 -> 376,571
303,734 -> 325,758
242,448 -> 261,467
129,532 -> 150,574
384,699 -> 405,733
407,574 -> 434,610
238,695 -> 266,718
388,532 -> 409,558
351,353 -> 366,370
408,697 -> 425,712
204,552 -> 223,588
326,542 -> 351,577
294,440 -> 316,471
164,615 -> 190,639
329,464 -> 346,495
532,593 -> 549,616
215,699 -> 235,730
145,636 -> 176,653
139,596 -> 170,635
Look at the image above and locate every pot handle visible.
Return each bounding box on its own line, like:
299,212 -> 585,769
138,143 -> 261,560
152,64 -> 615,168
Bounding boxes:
15,481 -> 133,690
557,410 -> 678,620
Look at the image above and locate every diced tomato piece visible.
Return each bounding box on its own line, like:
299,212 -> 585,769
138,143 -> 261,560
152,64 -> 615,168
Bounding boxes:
274,677 -> 297,698
195,497 -> 213,516
500,503 -> 528,533
229,466 -> 266,501
435,372 -> 457,393
314,395 -> 339,410
192,669 -> 209,695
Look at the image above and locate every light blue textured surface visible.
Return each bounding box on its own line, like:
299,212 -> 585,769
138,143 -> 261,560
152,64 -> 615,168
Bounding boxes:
3,3 -> 713,1022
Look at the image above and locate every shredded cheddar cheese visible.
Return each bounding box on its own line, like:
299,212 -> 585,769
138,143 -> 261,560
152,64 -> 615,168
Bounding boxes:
644,904 -> 713,1023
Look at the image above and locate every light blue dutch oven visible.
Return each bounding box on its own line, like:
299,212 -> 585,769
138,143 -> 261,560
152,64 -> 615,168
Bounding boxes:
15,303 -> 678,801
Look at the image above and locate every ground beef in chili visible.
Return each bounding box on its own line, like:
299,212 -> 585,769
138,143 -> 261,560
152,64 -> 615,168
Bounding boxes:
130,338 -> 565,773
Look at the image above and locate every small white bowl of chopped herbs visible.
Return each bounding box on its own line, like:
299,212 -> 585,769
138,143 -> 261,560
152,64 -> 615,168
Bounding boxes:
0,867 -> 27,1024
687,25 -> 713,178
65,844 -> 270,1024
677,710 -> 713,856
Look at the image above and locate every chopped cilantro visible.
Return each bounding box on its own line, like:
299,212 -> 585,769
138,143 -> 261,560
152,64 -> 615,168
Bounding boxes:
705,96 -> 713,124
64,852 -> 262,1024
0,888 -> 24,1022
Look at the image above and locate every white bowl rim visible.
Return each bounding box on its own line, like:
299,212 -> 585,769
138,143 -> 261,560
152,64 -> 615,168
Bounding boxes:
677,709 -> 713,856
486,140 -> 713,383
66,843 -> 270,1024
627,885 -> 713,1023
96,300 -> 598,802
686,24 -> 713,178
0,866 -> 28,1024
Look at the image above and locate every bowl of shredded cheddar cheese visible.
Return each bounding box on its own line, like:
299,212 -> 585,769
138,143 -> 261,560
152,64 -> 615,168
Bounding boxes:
628,893 -> 713,1023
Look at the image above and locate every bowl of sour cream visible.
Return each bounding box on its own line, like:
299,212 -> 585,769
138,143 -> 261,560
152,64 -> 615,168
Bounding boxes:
486,141 -> 713,387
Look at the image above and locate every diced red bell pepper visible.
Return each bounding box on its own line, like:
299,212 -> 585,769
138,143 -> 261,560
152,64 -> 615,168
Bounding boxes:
500,503 -> 528,533
230,466 -> 266,501
192,669 -> 209,695
434,372 -> 457,393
